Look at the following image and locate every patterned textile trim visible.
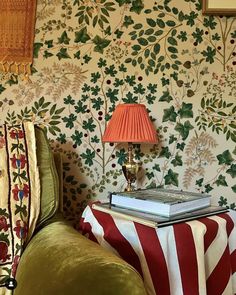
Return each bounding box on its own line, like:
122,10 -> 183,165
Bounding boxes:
0,123 -> 40,293
0,0 -> 37,76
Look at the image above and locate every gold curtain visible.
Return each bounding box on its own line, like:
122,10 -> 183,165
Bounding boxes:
0,0 -> 37,76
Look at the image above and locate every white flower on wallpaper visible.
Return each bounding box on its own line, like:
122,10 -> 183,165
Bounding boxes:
11,63 -> 87,105
184,132 -> 217,188
36,0 -> 63,22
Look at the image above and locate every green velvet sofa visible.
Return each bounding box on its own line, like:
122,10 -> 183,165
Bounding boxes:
14,127 -> 147,295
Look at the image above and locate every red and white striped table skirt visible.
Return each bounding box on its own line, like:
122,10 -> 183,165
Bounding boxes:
80,206 -> 236,295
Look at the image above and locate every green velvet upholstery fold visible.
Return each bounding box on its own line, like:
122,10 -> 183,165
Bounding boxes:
15,217 -> 147,295
35,126 -> 59,228
53,152 -> 64,213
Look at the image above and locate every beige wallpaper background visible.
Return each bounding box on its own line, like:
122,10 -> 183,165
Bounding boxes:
0,0 -> 235,225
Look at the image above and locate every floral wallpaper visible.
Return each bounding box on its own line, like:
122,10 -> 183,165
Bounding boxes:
0,0 -> 235,226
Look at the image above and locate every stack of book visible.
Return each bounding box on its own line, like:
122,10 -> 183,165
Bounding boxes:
92,188 -> 228,228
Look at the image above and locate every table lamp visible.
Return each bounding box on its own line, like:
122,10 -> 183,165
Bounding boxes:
102,104 -> 158,191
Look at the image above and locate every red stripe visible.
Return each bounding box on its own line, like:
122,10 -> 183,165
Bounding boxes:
92,209 -> 143,277
217,213 -> 234,236
135,223 -> 171,295
174,223 -> 199,295
207,245 -> 232,295
79,217 -> 98,243
231,250 -> 236,274
198,217 -> 219,252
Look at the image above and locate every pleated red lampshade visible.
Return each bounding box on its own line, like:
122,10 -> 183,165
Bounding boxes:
102,104 -> 158,143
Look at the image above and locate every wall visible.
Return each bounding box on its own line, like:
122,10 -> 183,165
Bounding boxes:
0,0 -> 235,225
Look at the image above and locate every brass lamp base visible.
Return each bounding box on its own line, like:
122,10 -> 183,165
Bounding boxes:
122,143 -> 140,191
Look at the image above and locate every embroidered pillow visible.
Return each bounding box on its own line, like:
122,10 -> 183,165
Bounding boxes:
0,123 -> 40,292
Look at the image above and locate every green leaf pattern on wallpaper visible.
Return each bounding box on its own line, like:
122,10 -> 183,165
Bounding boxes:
0,0 -> 235,225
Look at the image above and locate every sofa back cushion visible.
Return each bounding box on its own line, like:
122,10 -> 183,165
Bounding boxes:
53,152 -> 63,213
35,126 -> 59,228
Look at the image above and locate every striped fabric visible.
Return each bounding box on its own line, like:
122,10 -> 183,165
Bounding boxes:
80,206 -> 236,295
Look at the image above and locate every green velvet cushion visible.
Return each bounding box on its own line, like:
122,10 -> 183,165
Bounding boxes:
15,217 -> 147,295
53,152 -> 63,213
35,126 -> 59,227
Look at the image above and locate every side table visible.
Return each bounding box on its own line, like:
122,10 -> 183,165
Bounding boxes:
80,205 -> 236,295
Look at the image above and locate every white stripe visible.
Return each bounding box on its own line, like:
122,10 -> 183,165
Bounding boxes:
186,220 -> 207,295
229,225 -> 236,254
113,217 -> 156,295
232,272 -> 236,294
221,276 -> 233,295
82,206 -> 119,256
228,211 -> 236,254
219,211 -> 236,295
228,210 -> 236,224
157,226 -> 184,295
205,215 -> 228,279
227,211 -> 236,295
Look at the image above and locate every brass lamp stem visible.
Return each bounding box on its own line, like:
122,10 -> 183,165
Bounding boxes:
128,142 -> 133,163
122,142 -> 139,192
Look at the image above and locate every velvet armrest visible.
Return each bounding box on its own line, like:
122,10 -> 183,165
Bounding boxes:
15,216 -> 147,295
